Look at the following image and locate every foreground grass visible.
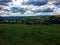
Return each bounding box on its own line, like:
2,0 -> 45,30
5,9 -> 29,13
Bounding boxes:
0,24 -> 60,45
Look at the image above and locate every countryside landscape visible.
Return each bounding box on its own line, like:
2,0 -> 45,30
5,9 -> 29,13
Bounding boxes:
0,0 -> 60,45
0,15 -> 60,45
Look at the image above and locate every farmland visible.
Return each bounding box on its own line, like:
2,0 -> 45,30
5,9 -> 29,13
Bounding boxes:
0,24 -> 60,45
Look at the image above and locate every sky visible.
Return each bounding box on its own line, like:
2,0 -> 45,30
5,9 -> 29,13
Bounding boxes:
0,0 -> 60,16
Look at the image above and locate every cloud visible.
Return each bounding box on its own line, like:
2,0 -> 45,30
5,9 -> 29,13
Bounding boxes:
0,0 -> 60,16
11,7 -> 20,13
0,0 -> 12,3
32,8 -> 53,13
54,5 -> 60,14
23,2 -> 55,13
10,6 -> 27,14
41,8 -> 53,12
0,0 -> 12,5
22,0 -> 48,6
48,0 -> 60,5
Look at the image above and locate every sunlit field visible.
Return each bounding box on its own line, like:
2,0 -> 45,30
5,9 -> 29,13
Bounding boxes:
0,24 -> 60,45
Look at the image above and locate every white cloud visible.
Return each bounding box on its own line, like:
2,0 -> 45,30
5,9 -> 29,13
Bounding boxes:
24,0 -> 29,2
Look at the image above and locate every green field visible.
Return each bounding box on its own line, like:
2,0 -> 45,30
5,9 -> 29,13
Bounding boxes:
0,24 -> 60,45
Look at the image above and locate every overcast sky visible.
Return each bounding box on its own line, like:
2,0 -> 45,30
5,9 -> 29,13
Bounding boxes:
0,0 -> 60,16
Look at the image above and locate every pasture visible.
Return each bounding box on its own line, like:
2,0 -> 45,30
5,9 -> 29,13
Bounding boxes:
0,24 -> 60,45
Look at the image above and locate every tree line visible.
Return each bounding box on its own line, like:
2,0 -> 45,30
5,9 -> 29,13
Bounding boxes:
0,16 -> 60,25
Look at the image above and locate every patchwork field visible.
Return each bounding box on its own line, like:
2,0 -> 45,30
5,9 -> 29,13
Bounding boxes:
0,24 -> 60,45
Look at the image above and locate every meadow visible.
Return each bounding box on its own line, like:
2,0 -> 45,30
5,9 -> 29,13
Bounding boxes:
0,24 -> 60,45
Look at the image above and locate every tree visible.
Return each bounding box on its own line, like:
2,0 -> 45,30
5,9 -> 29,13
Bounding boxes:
0,16 -> 4,23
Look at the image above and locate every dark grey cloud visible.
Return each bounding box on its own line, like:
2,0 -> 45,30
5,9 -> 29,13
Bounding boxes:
0,0 -> 12,5
48,0 -> 60,5
22,0 -> 48,6
32,8 -> 53,13
11,7 -> 27,14
0,0 -> 12,3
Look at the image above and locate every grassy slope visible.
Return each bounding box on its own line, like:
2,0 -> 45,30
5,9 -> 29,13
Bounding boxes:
0,24 -> 60,45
